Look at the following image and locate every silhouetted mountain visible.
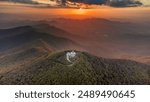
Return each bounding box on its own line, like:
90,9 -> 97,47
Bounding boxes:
0,50 -> 150,85
0,24 -> 80,53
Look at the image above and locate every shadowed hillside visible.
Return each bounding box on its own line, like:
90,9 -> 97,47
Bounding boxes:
0,24 -> 80,53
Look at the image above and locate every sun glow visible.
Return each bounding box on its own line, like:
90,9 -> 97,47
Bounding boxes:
72,8 -> 88,15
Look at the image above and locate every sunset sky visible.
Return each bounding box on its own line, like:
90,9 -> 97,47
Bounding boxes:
140,0 -> 150,5
20,0 -> 150,5
31,0 -> 149,5
0,0 -> 150,5
0,0 -> 150,24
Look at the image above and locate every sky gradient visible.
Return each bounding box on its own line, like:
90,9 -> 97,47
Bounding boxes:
30,0 -> 150,5
0,0 -> 150,5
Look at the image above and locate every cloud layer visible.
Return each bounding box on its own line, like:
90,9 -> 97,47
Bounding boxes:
140,0 -> 150,5
0,0 -> 38,4
107,0 -> 143,7
0,0 -> 144,7
69,0 -> 143,7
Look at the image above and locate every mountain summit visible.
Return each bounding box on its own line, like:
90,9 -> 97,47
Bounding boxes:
0,50 -> 150,85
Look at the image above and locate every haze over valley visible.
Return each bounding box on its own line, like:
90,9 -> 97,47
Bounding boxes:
0,2 -> 150,84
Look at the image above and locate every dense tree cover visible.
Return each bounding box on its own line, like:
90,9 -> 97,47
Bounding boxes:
1,50 -> 149,85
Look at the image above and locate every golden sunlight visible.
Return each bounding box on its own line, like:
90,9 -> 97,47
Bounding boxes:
72,8 -> 88,15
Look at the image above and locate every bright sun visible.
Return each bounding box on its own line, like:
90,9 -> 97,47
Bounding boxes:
72,8 -> 88,15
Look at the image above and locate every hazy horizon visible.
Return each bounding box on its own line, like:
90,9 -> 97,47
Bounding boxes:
0,1 -> 150,85
0,1 -> 150,24
0,1 -> 150,64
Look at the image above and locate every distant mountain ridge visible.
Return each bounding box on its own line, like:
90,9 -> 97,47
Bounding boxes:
0,24 -> 80,53
48,18 -> 150,64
